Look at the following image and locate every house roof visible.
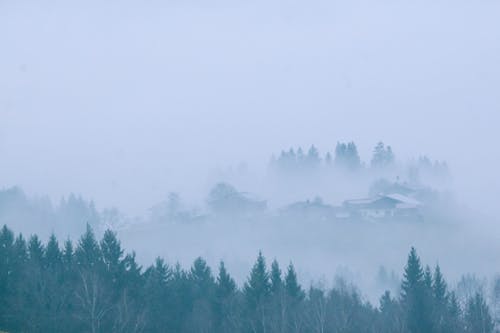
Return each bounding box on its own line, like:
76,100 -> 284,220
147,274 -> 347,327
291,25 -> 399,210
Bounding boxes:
384,193 -> 421,206
343,193 -> 421,209
344,198 -> 376,205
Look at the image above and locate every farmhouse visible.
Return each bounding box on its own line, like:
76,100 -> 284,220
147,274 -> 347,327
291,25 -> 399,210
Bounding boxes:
343,193 -> 421,220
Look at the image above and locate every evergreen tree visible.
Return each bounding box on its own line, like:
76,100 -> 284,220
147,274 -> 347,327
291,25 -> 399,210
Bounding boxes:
447,291 -> 464,333
433,265 -> 447,303
269,259 -> 285,333
306,145 -> 321,169
401,247 -> 433,333
100,230 -> 123,272
190,257 -> 215,295
215,261 -> 239,333
244,252 -> 271,304
75,224 -> 101,268
0,226 -> 15,328
285,263 -> 304,301
244,252 -> 271,333
143,257 -> 172,331
45,233 -> 62,269
296,147 -> 305,166
371,141 -> 395,168
325,152 -> 332,166
284,263 -> 305,332
62,239 -> 73,266
270,259 -> 283,295
335,141 -> 361,171
464,293 -> 494,333
28,234 -> 44,264
0,227 -> 494,333
216,261 -> 236,298
379,291 -> 404,333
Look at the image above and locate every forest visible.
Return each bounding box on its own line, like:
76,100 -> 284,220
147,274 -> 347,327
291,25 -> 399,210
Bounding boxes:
0,224 -> 496,333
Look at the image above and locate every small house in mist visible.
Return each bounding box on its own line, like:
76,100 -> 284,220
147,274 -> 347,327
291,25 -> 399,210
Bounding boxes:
281,197 -> 335,221
343,193 -> 421,220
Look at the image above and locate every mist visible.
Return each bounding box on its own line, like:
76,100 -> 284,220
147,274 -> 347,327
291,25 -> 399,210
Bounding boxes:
1,0 -> 500,330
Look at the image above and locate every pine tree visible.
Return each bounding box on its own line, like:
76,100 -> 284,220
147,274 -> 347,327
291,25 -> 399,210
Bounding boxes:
62,238 -> 74,266
284,263 -> 304,332
190,257 -> 215,295
75,224 -> 101,268
401,247 -> 432,333
335,142 -> 361,170
269,259 -> 285,333
244,252 -> 271,333
433,265 -> 447,303
45,234 -> 62,269
28,235 -> 44,264
379,291 -> 404,333
306,145 -> 321,169
215,261 -> 238,333
0,226 -> 15,329
371,141 -> 395,168
216,261 -> 236,299
285,263 -> 304,301
447,291 -> 464,333
432,265 -> 449,332
424,265 -> 433,290
464,293 -> 494,333
100,230 -> 123,271
244,252 -> 271,306
270,259 -> 283,295
325,152 -> 332,166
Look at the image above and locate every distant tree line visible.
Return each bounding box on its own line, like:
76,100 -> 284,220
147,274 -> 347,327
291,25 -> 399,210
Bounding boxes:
0,225 -> 496,333
271,141 -> 395,173
0,187 -> 102,236
270,142 -> 449,183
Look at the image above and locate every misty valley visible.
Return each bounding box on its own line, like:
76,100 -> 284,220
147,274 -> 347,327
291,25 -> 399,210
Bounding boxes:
2,0 -> 500,330
1,142 -> 499,332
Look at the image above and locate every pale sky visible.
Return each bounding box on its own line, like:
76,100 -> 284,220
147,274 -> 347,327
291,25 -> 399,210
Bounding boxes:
1,0 -> 500,215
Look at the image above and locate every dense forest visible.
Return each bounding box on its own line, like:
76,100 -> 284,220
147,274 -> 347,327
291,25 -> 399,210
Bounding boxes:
0,224 -> 496,333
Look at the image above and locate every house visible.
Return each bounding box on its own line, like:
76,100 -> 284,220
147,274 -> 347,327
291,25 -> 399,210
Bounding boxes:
281,198 -> 335,221
343,193 -> 421,220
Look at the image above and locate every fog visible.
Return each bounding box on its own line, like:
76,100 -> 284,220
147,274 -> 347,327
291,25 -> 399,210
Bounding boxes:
1,0 -> 500,303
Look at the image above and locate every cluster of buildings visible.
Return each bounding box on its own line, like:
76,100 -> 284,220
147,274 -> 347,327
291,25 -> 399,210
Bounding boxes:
282,183 -> 424,222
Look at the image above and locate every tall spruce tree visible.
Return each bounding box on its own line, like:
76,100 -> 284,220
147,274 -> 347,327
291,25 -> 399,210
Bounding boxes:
215,261 -> 238,333
244,252 -> 271,333
401,247 -> 433,333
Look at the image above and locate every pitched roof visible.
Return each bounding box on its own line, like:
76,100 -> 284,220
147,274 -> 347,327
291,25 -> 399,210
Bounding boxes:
383,193 -> 421,206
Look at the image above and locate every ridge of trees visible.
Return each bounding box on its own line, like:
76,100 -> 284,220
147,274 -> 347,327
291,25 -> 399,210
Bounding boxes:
0,224 -> 496,333
270,141 -> 448,176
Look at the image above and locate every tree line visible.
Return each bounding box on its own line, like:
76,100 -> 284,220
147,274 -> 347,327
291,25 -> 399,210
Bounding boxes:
0,224 -> 496,333
270,142 -> 448,182
271,141 -> 395,173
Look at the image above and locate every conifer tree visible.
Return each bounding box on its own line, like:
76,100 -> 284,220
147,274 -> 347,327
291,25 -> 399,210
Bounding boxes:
244,252 -> 271,333
270,259 -> 283,295
464,293 -> 494,333
28,235 -> 44,264
284,263 -> 305,332
45,234 -> 62,269
269,259 -> 285,333
285,263 -> 304,301
379,291 -> 404,333
217,261 -> 236,298
215,261 -> 239,333
75,224 -> 101,268
244,252 -> 271,306
100,230 -> 123,272
401,247 -> 432,333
